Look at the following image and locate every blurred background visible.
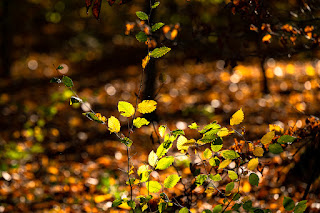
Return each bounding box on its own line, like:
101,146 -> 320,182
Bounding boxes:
1,0 -> 320,212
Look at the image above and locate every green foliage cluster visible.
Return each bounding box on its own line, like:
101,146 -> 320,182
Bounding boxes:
50,1 -> 308,212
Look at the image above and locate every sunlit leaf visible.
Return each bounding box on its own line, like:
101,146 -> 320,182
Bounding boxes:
148,150 -> 158,167
253,147 -> 264,157
120,137 -> 133,147
112,199 -> 123,207
261,131 -> 275,145
136,11 -> 148,20
150,47 -> 171,58
230,108 -> 244,126
62,76 -> 73,88
142,54 -> 150,69
217,127 -> 229,137
269,143 -> 283,154
209,173 -> 222,181
195,174 -> 207,186
159,125 -> 166,137
249,173 -> 259,186
188,122 -> 199,129
155,156 -> 174,170
212,204 -> 223,213
228,170 -> 238,180
146,181 -> 161,193
209,157 -> 220,167
133,117 -> 150,128
108,116 -> 120,133
247,158 -> 259,171
262,34 -> 272,43
136,31 -> 148,42
283,197 -> 295,211
152,22 -> 164,32
70,96 -> 82,105
138,100 -> 157,114
164,174 -> 180,188
203,148 -> 212,159
221,150 -> 239,160
83,112 -> 103,123
118,101 -> 135,117
172,129 -> 185,137
218,159 -> 231,169
205,187 -> 215,194
151,1 -> 160,9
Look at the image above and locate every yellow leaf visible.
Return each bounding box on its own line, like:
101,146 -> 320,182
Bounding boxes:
118,101 -> 135,117
218,127 -> 229,137
119,202 -> 131,210
94,194 -> 112,203
148,150 -> 158,167
108,116 -> 120,133
138,100 -> 157,114
262,34 -> 272,43
205,187 -> 215,194
159,125 -> 166,137
247,158 -> 259,171
218,159 -> 232,170
230,108 -> 244,126
133,117 -> 150,128
142,54 -> 150,69
269,124 -> 284,133
261,131 -> 275,145
253,147 -> 264,157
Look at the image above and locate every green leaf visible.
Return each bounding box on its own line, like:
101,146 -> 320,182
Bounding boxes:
171,129 -> 185,137
151,1 -> 160,9
133,117 -> 150,128
212,204 -> 223,213
120,137 -> 133,147
202,210 -> 212,213
277,135 -> 296,144
136,11 -> 148,20
112,199 -> 122,207
232,203 -> 242,211
209,173 -> 222,181
221,150 -> 240,160
127,200 -> 136,209
249,173 -> 259,186
148,150 -> 158,167
200,122 -> 221,134
204,148 -> 212,159
156,156 -> 174,170
195,174 -> 207,186
225,182 -> 234,193
150,47 -> 171,58
70,96 -> 82,105
269,143 -> 283,154
232,193 -> 241,201
151,22 -> 165,32
118,101 -> 135,117
283,197 -> 295,211
83,112 -> 103,123
294,200 -> 307,213
50,77 -> 61,83
146,181 -> 162,193
136,31 -> 148,43
57,65 -> 64,70
243,200 -> 252,210
164,174 -> 181,188
62,76 -> 73,88
209,156 -> 220,167
228,170 -> 238,180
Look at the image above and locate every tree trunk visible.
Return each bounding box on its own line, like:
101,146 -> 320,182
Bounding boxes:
1,0 -> 12,78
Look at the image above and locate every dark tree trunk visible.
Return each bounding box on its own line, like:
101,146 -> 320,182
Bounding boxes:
1,0 -> 12,78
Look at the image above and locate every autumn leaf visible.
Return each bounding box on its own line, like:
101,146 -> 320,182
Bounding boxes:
261,131 -> 275,145
247,158 -> 259,171
108,116 -> 120,133
142,54 -> 150,69
230,108 -> 244,126
92,0 -> 102,20
138,100 -> 157,114
253,147 -> 264,157
118,101 -> 135,117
